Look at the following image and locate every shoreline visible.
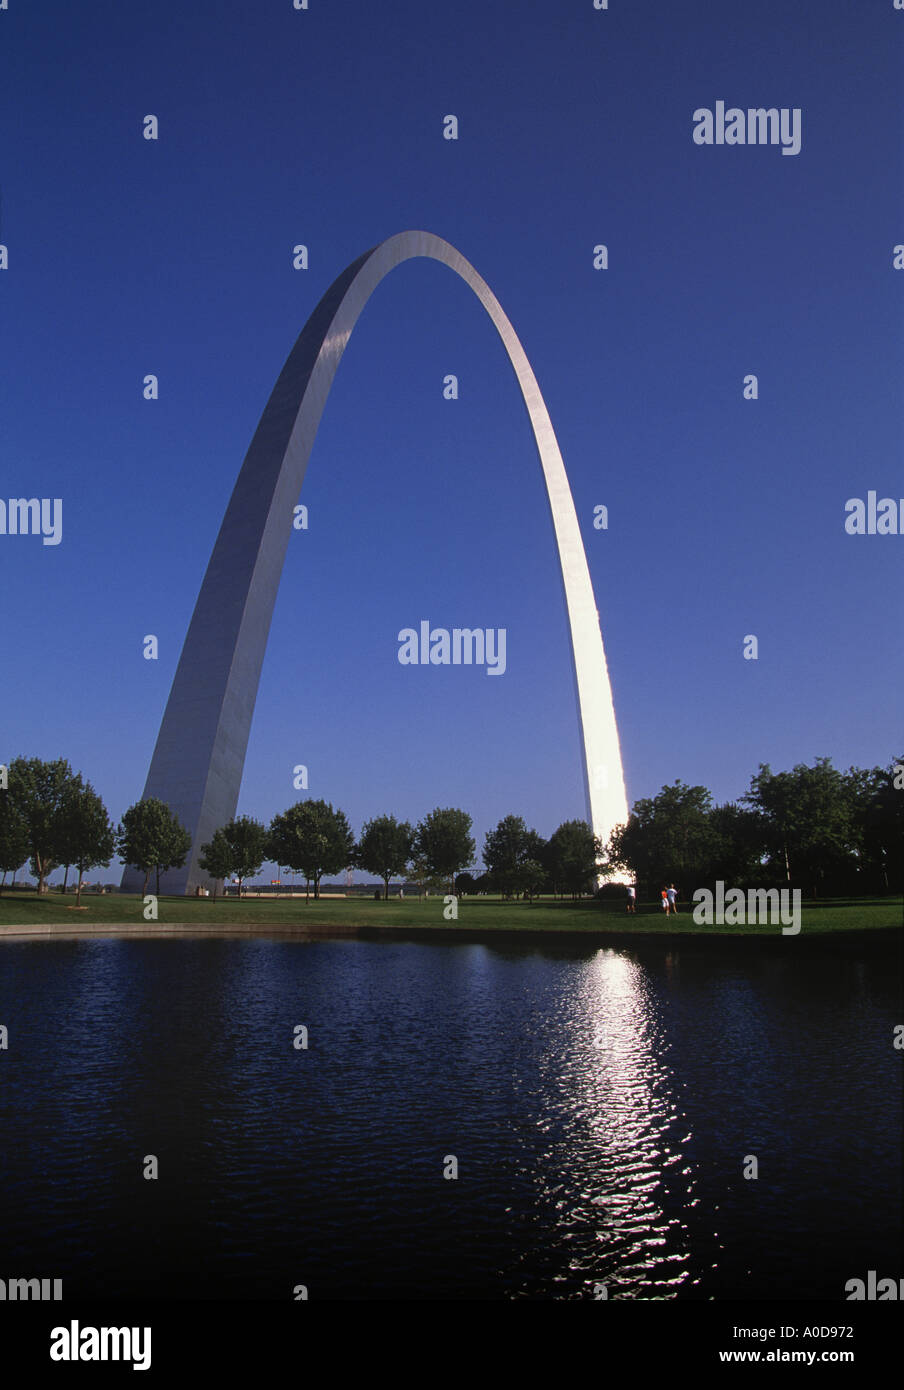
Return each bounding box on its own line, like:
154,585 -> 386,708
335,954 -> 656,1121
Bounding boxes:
0,921 -> 899,949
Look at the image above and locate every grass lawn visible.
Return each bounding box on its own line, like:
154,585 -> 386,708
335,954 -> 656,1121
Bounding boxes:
0,891 -> 900,935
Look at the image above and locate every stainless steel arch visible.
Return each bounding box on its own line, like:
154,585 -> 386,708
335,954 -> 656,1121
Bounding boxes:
121,231 -> 628,894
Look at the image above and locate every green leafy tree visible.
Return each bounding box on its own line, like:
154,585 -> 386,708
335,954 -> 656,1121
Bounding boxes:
742,759 -> 857,896
606,782 -> 717,894
268,799 -> 355,902
0,795 -> 30,894
199,815 -> 268,896
483,815 -> 546,898
519,858 -> 546,904
414,808 -> 475,894
6,756 -> 81,894
846,758 -> 904,893
707,802 -> 768,886
59,782 -> 116,906
356,814 -> 414,903
117,797 -> 192,897
197,829 -> 233,899
547,819 -> 602,899
406,852 -> 430,900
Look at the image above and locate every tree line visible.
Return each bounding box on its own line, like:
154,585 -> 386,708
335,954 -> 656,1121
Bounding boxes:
0,758 -> 191,901
203,807 -> 602,902
0,757 -> 603,901
2,753 -> 900,903
604,757 -> 903,899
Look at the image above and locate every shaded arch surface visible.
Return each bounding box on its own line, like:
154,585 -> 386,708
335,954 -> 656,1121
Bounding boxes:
121,232 -> 628,894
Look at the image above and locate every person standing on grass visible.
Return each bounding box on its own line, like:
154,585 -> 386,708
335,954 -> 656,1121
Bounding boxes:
626,884 -> 636,913
666,884 -> 679,915
661,888 -> 669,913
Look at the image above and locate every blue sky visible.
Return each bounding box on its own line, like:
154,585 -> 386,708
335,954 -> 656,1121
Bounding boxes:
1,0 -> 901,880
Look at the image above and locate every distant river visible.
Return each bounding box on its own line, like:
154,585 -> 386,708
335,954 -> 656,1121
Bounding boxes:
0,935 -> 899,1300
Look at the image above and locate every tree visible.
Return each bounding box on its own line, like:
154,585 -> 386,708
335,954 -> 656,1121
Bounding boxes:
0,795 -> 30,894
6,756 -> 81,894
547,819 -> 601,899
117,797 -> 192,896
356,814 -> 414,903
414,808 -> 475,894
483,815 -> 546,898
268,799 -> 355,902
59,782 -> 116,906
520,858 -> 546,904
847,758 -> 904,894
199,816 -> 267,896
406,853 -> 430,900
706,802 -> 767,886
606,782 -> 717,894
742,759 -> 857,896
197,829 -> 233,899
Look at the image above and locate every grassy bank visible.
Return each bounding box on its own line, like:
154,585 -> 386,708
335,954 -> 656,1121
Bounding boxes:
0,891 -> 900,936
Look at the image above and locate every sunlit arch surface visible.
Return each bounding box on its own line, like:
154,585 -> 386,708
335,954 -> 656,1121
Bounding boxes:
120,232 -> 628,894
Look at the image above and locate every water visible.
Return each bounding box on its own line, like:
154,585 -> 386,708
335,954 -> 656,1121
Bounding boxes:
0,935 -> 899,1300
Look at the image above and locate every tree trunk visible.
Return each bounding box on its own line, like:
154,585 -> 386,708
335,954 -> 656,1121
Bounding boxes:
76,865 -> 83,907
62,864 -> 70,894
384,875 -> 390,903
142,868 -> 150,897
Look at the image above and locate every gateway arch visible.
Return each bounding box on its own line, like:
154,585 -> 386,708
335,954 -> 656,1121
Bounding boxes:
121,231 -> 628,895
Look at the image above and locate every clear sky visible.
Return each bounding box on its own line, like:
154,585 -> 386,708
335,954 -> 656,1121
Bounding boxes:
1,0 -> 901,881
